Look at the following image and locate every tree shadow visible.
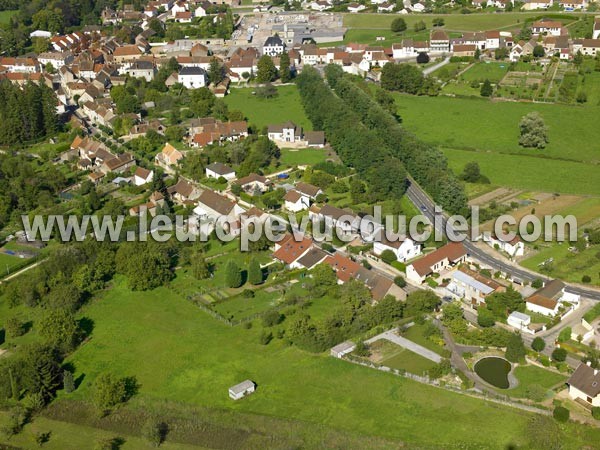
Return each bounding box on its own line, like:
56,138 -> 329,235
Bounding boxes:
123,376 -> 140,401
78,317 -> 95,339
74,373 -> 86,389
0,328 -> 4,345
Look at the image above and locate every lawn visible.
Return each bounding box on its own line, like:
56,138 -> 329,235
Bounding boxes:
57,279 -> 600,448
459,62 -> 509,84
401,323 -> 449,357
224,85 -> 312,131
279,148 -> 329,167
0,10 -> 17,24
501,365 -> 567,400
369,340 -> 438,376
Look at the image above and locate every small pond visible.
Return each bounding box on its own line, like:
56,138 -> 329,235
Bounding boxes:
474,357 -> 512,389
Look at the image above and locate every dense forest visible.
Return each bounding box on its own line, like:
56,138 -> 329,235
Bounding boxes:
323,65 -> 468,214
0,81 -> 59,146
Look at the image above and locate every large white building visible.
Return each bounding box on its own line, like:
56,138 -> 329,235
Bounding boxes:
178,66 -> 207,89
373,237 -> 421,263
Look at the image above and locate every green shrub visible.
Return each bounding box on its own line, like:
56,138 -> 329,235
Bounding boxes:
592,406 -> 600,420
553,406 -> 569,423
551,347 -> 567,362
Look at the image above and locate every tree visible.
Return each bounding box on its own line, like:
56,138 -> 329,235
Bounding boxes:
531,337 -> 546,352
208,57 -> 224,85
480,79 -> 493,97
519,112 -> 549,149
573,50 -> 584,67
405,290 -> 440,317
191,253 -> 211,280
225,260 -> 243,288
551,347 -> 567,362
381,62 -> 425,94
63,370 -> 75,393
248,258 -> 263,285
380,249 -> 397,265
38,309 -> 81,353
416,52 -> 430,64
391,17 -> 407,33
256,55 -> 278,83
553,406 -> 570,423
414,20 -> 426,32
254,83 -> 278,98
262,310 -> 283,327
92,372 -> 128,415
310,263 -> 338,297
433,18 -> 445,27
533,45 -> 545,58
461,162 -> 482,183
115,242 -> 173,291
279,51 -> 292,82
142,419 -> 167,447
474,48 -> 481,60
505,333 -> 526,362
4,317 -> 26,339
477,308 -> 495,327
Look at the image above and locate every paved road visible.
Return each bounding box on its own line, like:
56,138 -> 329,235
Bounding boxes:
405,178 -> 600,302
366,329 -> 442,363
422,57 -> 451,76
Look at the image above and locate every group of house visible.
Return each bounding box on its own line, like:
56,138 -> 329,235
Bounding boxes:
272,233 -> 406,301
267,121 -> 326,148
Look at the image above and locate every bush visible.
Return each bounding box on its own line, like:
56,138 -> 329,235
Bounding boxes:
553,406 -> 570,423
394,276 -> 406,288
551,347 -> 567,362
477,308 -> 495,328
262,310 -> 283,327
259,330 -> 273,345
592,406 -> 600,420
142,419 -> 167,447
582,275 -> 592,283
380,249 -> 397,265
531,337 -> 546,352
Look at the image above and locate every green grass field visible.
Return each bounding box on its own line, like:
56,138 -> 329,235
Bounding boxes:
459,62 -> 510,84
280,148 -> 329,166
55,278 -> 600,448
391,94 -> 600,194
0,10 -> 17,24
224,86 -> 312,131
343,12 -> 580,32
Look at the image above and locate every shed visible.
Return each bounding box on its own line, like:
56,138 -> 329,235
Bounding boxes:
330,341 -> 356,358
229,380 -> 256,400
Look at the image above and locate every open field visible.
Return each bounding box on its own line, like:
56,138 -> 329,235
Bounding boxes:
54,278 -> 600,448
459,62 -> 510,84
224,86 -> 312,131
443,148 -> 600,195
343,12 -> 581,32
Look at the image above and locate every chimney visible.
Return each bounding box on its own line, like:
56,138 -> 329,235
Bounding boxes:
586,361 -> 592,367
595,369 -> 599,376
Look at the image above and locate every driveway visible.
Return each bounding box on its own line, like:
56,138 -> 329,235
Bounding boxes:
366,329 -> 442,363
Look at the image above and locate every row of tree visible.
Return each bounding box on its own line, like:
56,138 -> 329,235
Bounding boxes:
324,66 -> 468,214
296,67 -> 407,203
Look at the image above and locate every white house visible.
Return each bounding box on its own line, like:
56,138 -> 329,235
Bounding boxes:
525,279 -> 580,317
522,0 -> 553,9
263,34 -> 285,57
486,233 -> 525,257
267,121 -> 302,143
205,162 -> 236,180
229,380 -> 255,400
347,3 -> 367,12
567,362 -> 600,407
178,66 -> 207,89
531,21 -> 563,37
447,267 -> 504,307
507,311 -> 535,334
406,243 -> 468,284
373,237 -> 421,262
526,294 -> 560,317
284,189 -> 310,212
411,2 -> 426,12
133,167 -> 154,186
377,2 -> 395,12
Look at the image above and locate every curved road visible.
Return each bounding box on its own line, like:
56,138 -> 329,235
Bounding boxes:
405,178 -> 600,302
